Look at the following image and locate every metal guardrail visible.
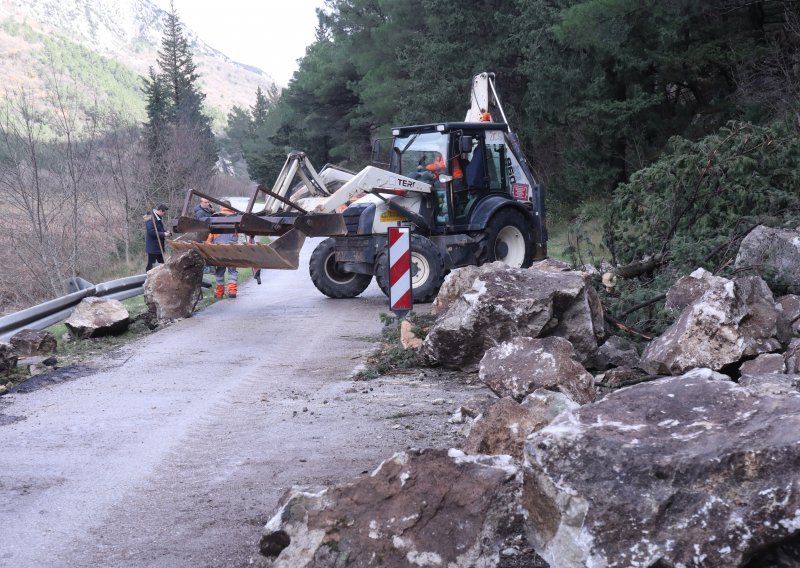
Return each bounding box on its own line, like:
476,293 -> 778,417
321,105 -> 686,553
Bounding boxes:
0,275 -> 147,342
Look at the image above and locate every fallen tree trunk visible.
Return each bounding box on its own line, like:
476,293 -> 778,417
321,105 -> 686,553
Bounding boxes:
614,253 -> 669,279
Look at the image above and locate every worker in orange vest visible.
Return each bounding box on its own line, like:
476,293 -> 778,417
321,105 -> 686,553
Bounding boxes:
206,201 -> 239,299
425,153 -> 447,176
480,108 -> 492,122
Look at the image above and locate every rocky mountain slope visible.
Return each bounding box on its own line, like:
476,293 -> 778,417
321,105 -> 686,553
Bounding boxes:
0,0 -> 275,121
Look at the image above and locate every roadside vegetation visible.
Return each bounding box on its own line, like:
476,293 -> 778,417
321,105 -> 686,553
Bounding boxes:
355,312 -> 435,380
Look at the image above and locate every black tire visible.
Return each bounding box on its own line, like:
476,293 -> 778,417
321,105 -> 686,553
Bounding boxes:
309,238 -> 373,298
484,208 -> 534,268
375,233 -> 445,303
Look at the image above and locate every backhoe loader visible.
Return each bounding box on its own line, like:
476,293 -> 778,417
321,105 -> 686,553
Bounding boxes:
170,72 -> 547,302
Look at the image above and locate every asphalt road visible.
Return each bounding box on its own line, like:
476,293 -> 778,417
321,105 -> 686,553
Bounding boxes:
0,239 -> 488,568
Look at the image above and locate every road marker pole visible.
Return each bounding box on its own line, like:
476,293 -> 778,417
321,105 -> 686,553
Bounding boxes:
388,226 -> 412,319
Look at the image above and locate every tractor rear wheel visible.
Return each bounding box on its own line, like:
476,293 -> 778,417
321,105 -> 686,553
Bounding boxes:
375,234 -> 444,303
309,238 -> 373,298
484,209 -> 534,268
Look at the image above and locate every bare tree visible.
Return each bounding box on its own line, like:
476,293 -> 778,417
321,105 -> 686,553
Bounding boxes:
47,74 -> 99,281
96,112 -> 150,265
0,88 -> 69,303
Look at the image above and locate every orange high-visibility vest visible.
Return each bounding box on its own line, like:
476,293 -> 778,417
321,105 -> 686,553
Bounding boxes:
426,155 -> 445,171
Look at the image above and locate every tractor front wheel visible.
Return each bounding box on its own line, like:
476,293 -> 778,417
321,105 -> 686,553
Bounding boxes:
483,209 -> 534,268
309,238 -> 373,298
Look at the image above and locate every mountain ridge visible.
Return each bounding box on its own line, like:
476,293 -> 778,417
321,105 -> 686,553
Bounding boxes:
0,0 -> 275,119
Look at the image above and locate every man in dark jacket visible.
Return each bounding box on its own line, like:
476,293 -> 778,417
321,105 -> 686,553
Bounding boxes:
145,204 -> 171,271
193,197 -> 214,221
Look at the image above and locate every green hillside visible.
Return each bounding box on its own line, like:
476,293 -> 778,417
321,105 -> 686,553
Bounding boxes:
1,19 -> 146,118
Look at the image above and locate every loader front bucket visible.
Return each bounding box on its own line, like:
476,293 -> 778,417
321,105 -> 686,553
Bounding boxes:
170,229 -> 307,270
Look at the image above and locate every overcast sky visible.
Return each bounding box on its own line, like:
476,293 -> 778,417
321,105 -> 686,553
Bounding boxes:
152,0 -> 326,85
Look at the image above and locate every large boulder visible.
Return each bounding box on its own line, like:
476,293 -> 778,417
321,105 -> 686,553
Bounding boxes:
522,368 -> 800,568
421,264 -> 605,368
252,449 -> 522,568
641,274 -> 785,375
430,262 -> 506,315
739,353 -> 786,377
735,225 -> 800,294
9,329 -> 57,357
739,372 -> 800,396
0,341 -> 17,372
465,392 -> 578,460
479,336 -> 596,404
664,267 -> 727,314
64,297 -> 130,339
143,250 -> 204,322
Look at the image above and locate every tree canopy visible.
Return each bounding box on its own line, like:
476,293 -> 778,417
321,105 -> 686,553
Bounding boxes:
143,5 -> 217,204
241,0 -> 797,193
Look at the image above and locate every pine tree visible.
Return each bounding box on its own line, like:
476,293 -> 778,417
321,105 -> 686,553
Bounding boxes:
251,86 -> 270,129
143,2 -> 217,202
142,67 -> 170,157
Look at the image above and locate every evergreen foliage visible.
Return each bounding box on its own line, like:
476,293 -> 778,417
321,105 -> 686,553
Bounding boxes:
257,0 -> 797,199
143,5 -> 217,202
608,119 -> 800,269
222,83 -> 282,184
603,119 -> 800,331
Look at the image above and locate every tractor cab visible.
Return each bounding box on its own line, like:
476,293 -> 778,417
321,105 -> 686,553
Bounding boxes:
385,121 -> 524,231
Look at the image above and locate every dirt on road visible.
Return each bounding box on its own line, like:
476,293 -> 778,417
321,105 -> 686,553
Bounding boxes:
0,241 -> 494,568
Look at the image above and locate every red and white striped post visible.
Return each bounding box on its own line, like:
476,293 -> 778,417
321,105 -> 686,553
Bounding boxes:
388,226 -> 412,318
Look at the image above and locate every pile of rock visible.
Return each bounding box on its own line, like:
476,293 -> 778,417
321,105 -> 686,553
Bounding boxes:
0,329 -> 59,390
253,225 -> 800,567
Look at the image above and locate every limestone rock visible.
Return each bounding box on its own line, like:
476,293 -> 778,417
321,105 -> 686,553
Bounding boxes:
641,275 -> 784,375
143,250 -> 204,322
9,329 -> 57,357
64,297 -> 130,339
735,225 -> 800,294
738,372 -> 800,395
479,337 -> 595,404
530,258 -> 572,273
399,319 -> 422,350
785,338 -> 800,374
664,267 -> 726,314
252,448 -> 522,568
595,366 -> 650,389
430,262 -> 506,315
778,294 -> 800,336
584,335 -> 640,371
464,393 -> 576,460
522,368 -> 800,568
422,265 -> 605,369
0,341 -> 18,372
739,353 -> 786,377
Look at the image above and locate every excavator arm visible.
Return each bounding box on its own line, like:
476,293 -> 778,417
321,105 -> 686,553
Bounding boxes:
170,153 -> 430,270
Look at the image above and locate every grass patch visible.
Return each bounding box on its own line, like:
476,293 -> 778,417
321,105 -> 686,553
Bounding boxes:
547,198 -> 611,266
354,312 -> 435,380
